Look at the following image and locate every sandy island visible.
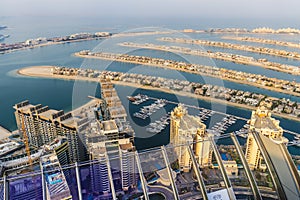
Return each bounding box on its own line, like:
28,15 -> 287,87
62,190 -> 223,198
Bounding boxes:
75,52 -> 300,97
17,65 -> 300,122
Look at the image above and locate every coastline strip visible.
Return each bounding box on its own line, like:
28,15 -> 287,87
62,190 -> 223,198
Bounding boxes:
222,36 -> 300,49
119,42 -> 300,75
74,51 -> 300,98
158,37 -> 300,61
17,65 -> 300,122
0,31 -> 174,55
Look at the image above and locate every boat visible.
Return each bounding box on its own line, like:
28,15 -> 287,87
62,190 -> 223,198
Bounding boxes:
0,25 -> 7,30
0,34 -> 9,41
127,96 -> 136,102
133,112 -> 147,119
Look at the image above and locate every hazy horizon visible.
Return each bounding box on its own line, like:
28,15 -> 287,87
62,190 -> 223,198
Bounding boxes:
1,0 -> 300,19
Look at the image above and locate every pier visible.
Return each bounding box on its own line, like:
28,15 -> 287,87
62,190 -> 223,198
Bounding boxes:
145,96 -> 300,141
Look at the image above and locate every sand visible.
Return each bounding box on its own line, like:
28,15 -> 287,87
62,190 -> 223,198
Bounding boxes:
17,65 -> 300,122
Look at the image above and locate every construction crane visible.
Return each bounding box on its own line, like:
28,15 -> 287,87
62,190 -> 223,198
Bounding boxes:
20,110 -> 32,167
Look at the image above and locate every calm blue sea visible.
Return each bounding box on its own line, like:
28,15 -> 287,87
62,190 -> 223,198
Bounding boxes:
0,16 -> 299,154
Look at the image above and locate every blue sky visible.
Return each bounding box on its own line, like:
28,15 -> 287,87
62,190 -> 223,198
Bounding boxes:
1,0 -> 300,19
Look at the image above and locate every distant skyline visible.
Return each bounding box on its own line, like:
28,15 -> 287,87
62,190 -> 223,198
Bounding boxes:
1,0 -> 300,19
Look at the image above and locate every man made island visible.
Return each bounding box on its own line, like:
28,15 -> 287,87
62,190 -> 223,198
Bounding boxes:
0,31 -> 174,54
222,36 -> 300,49
159,37 -> 300,61
75,50 -> 300,97
119,42 -> 300,75
18,66 -> 300,122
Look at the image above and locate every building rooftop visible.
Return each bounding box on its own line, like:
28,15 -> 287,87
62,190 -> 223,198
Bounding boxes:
179,115 -> 205,131
253,116 -> 280,131
89,142 -> 107,159
41,153 -> 72,200
119,142 -> 133,151
0,141 -> 21,156
38,109 -> 60,121
101,120 -> 118,134
13,100 -> 37,114
108,106 -> 127,119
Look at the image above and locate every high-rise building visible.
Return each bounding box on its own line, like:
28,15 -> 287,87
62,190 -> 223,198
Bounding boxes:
245,104 -> 288,170
14,100 -> 94,163
40,153 -> 72,200
89,144 -> 111,195
54,138 -> 71,168
194,129 -> 213,168
100,79 -> 127,119
14,100 -> 61,147
170,104 -> 211,172
119,141 -> 136,191
99,78 -> 134,138
88,138 -> 137,194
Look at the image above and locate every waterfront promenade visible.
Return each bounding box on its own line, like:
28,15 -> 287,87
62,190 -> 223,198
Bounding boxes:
159,37 -> 300,61
17,66 -> 300,122
75,51 -> 300,97
120,42 -> 300,75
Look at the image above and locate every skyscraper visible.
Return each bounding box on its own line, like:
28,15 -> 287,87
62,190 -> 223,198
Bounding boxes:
170,104 -> 211,172
245,104 -> 288,170
89,145 -> 111,195
40,153 -> 72,200
119,141 -> 137,191
88,138 -> 137,194
100,78 -> 134,139
14,100 -> 61,147
14,100 -> 95,163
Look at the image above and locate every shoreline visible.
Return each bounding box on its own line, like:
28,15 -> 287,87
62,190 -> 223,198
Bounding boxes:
75,52 -> 300,97
159,38 -> 300,61
17,65 -> 300,123
119,42 -> 300,75
222,36 -> 300,49
0,31 -> 174,55
1,37 -> 103,55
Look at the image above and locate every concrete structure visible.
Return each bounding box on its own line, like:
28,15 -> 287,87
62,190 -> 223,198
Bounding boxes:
245,104 -> 288,170
40,153 -> 72,200
156,168 -> 177,186
170,104 -> 211,172
89,145 -> 111,195
223,160 -> 238,176
14,100 -> 91,163
14,101 -> 59,147
100,79 -> 127,121
119,141 -> 136,191
88,138 -> 137,194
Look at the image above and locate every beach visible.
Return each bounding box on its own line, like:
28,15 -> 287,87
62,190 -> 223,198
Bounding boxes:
119,42 -> 300,75
17,65 -> 300,122
75,52 -> 300,97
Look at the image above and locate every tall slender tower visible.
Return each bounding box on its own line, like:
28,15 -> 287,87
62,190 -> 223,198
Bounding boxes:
170,104 -> 210,172
245,104 -> 288,170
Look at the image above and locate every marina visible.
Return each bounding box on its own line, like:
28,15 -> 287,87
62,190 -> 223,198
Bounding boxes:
208,115 -> 237,136
146,113 -> 171,134
133,98 -> 167,119
127,94 -> 149,105
129,94 -> 300,146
